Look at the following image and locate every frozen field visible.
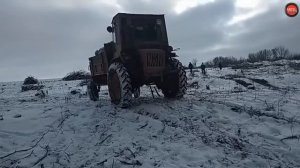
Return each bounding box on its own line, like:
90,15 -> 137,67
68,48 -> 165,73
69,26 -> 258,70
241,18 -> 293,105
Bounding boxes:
1,60 -> 300,168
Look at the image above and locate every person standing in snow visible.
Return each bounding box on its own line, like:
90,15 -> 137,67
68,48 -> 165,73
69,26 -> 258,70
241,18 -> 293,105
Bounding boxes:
219,62 -> 222,70
188,62 -> 193,74
200,63 -> 206,75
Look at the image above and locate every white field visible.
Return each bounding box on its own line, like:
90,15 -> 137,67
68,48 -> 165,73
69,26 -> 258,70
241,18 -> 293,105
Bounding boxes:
1,60 -> 300,168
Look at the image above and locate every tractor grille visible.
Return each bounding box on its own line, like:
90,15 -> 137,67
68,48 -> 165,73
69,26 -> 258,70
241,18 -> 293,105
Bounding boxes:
139,49 -> 165,76
144,50 -> 165,67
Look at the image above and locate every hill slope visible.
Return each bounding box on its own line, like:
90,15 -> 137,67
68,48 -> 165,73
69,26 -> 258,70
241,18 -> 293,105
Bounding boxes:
1,60 -> 300,167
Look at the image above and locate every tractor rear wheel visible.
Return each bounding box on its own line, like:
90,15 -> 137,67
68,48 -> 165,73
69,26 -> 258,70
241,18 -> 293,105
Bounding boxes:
107,62 -> 132,108
87,81 -> 99,101
161,58 -> 187,98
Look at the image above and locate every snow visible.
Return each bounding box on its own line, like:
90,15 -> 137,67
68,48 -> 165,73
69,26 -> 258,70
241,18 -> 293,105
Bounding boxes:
1,60 -> 300,167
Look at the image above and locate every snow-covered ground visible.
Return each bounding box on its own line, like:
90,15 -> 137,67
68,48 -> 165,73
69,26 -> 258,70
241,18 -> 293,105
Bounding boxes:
1,60 -> 300,168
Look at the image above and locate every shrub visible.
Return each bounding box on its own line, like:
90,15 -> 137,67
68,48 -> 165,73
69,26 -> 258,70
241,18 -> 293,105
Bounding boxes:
62,70 -> 91,81
21,84 -> 44,92
289,62 -> 300,70
207,56 -> 245,68
35,90 -> 46,98
288,54 -> 300,60
23,76 -> 38,85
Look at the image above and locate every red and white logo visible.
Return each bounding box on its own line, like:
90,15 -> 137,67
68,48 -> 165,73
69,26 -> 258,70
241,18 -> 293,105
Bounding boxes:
285,3 -> 298,17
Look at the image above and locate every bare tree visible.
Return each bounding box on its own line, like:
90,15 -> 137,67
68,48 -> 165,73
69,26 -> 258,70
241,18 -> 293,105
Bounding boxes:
271,46 -> 290,60
277,46 -> 289,59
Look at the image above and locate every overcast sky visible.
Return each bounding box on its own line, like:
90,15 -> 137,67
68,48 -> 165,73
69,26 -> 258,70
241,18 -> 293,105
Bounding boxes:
0,0 -> 299,82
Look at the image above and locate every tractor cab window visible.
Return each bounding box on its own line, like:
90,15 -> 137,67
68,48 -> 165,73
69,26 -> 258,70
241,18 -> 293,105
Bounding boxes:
131,18 -> 163,42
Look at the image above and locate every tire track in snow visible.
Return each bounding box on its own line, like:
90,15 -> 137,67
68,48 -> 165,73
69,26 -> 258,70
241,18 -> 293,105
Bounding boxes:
129,96 -> 300,167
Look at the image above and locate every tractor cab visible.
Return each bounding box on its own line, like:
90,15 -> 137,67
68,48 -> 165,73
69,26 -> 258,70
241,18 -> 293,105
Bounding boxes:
107,13 -> 169,50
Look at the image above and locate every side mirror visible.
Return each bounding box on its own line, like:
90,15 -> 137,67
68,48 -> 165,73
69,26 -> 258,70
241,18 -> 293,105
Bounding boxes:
107,26 -> 114,33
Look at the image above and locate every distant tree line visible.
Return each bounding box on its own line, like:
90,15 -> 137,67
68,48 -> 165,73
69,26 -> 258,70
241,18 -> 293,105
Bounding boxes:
204,46 -> 300,68
205,56 -> 245,67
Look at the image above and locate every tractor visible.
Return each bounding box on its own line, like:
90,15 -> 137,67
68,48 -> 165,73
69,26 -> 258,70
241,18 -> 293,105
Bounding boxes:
88,13 -> 187,107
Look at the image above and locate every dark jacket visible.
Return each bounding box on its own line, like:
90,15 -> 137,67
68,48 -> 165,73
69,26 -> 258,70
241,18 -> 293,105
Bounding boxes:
188,63 -> 193,69
200,64 -> 205,70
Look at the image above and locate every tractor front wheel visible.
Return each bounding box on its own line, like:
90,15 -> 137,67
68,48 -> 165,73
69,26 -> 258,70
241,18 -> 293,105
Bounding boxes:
161,58 -> 187,98
107,62 -> 132,108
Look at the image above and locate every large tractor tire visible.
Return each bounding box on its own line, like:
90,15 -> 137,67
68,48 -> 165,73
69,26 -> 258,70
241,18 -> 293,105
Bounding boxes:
87,81 -> 99,101
107,62 -> 132,108
161,58 -> 187,98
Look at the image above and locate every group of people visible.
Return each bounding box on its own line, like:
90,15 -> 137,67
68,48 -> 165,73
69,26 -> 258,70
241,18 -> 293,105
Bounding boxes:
188,62 -> 222,75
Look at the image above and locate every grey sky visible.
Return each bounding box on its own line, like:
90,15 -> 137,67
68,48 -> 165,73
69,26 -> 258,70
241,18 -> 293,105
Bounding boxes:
0,0 -> 299,81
